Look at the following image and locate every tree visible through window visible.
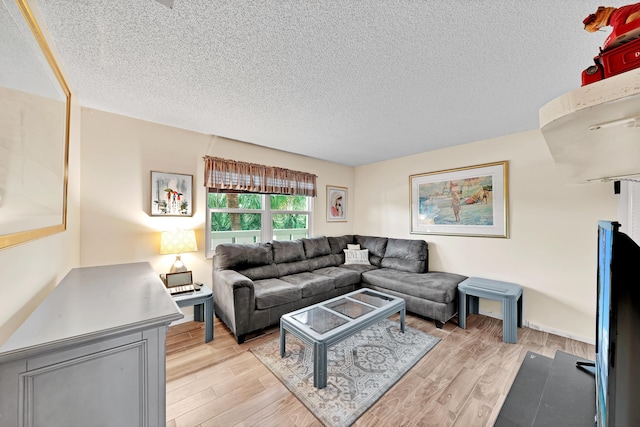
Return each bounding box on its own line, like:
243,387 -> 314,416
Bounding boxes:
206,192 -> 312,257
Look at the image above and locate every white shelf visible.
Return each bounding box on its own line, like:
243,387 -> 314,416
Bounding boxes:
540,69 -> 640,184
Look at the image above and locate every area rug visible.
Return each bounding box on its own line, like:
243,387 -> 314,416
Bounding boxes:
250,319 -> 440,427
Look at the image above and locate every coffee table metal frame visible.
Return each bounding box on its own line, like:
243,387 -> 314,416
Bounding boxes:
279,288 -> 406,389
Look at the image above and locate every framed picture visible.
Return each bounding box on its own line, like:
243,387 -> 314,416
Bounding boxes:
150,171 -> 193,216
410,161 -> 508,237
0,0 -> 71,250
326,185 -> 347,222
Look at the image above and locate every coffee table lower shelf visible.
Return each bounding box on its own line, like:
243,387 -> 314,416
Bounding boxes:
279,289 -> 406,389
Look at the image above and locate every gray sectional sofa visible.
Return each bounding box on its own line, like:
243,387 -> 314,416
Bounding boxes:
212,235 -> 467,343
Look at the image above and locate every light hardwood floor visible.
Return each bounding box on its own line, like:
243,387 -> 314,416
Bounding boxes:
166,314 -> 595,427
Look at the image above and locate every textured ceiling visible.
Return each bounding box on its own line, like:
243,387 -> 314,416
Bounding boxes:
35,0 -> 613,166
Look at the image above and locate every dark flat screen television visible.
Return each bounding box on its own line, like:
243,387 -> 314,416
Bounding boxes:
596,221 -> 640,426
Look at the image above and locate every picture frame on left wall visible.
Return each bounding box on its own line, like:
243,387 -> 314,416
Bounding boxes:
151,171 -> 193,216
327,185 -> 347,222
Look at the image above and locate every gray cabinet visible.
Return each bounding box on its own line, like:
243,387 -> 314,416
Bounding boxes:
0,262 -> 183,427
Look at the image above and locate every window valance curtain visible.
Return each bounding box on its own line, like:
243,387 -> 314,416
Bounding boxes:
203,156 -> 317,197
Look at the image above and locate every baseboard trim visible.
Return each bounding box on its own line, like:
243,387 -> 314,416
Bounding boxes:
477,309 -> 594,345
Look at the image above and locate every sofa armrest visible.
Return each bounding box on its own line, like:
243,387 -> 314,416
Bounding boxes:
212,269 -> 255,341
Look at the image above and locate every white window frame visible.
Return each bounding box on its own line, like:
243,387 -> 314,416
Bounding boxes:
205,193 -> 314,258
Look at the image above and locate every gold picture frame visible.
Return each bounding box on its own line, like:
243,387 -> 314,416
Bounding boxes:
0,0 -> 71,250
410,161 -> 508,237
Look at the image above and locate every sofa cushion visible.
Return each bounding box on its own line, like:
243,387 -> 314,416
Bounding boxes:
312,267 -> 361,288
355,236 -> 388,267
362,269 -> 466,304
214,243 -> 273,270
253,278 -> 302,309
340,263 -> 380,273
307,254 -> 337,271
271,240 -> 306,263
302,236 -> 332,258
237,264 -> 279,281
280,272 -> 335,298
328,235 -> 354,254
380,238 -> 428,273
344,249 -> 371,265
276,260 -> 310,277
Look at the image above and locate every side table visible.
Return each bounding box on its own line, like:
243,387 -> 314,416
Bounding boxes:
172,285 -> 214,343
458,277 -> 523,344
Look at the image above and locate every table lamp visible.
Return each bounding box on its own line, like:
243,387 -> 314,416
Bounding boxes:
160,229 -> 198,273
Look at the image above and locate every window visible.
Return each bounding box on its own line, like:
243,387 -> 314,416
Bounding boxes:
203,156 -> 317,257
206,192 -> 313,257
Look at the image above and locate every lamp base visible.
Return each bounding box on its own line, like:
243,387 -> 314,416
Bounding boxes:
169,255 -> 188,273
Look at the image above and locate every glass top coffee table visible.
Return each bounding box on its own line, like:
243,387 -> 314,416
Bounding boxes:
279,288 -> 406,389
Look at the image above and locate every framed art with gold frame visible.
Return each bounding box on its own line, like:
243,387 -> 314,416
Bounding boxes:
410,161 -> 508,237
0,0 -> 71,250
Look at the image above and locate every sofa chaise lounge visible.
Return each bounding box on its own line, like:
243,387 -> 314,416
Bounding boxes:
212,235 -> 467,343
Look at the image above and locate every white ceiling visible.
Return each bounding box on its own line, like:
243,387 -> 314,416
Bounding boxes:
35,0 -> 613,166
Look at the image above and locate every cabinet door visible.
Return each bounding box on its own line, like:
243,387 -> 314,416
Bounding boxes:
20,340 -> 148,427
0,359 -> 26,426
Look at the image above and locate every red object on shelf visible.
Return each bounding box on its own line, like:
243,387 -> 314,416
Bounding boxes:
581,3 -> 640,85
602,4 -> 640,50
582,60 -> 604,86
581,38 -> 640,86
601,37 -> 640,77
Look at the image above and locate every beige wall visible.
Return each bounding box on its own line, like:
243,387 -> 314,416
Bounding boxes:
0,1 -> 81,346
81,110 -> 617,342
79,109 -> 355,306
353,129 -> 617,342
0,101 -> 81,346
1,102 -> 618,344
0,0 -> 616,349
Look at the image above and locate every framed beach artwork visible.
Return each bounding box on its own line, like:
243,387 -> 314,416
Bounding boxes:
150,171 -> 193,216
326,185 -> 347,222
410,161 -> 508,237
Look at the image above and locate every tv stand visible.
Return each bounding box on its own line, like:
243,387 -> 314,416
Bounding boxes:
496,350 -> 596,426
576,360 -> 596,376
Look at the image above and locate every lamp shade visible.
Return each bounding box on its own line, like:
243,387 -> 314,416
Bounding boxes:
160,229 -> 198,255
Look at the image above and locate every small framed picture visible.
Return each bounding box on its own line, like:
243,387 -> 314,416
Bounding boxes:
327,185 -> 347,222
150,171 -> 193,216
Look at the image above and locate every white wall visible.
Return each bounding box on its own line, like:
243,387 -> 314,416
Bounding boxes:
353,129 -> 617,342
79,109 -> 355,309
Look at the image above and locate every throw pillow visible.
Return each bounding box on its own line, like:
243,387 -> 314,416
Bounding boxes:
343,249 -> 371,265
347,244 -> 361,250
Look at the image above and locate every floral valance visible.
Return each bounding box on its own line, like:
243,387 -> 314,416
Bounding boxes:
203,156 -> 317,197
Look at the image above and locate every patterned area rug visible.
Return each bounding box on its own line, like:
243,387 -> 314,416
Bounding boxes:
250,319 -> 440,427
